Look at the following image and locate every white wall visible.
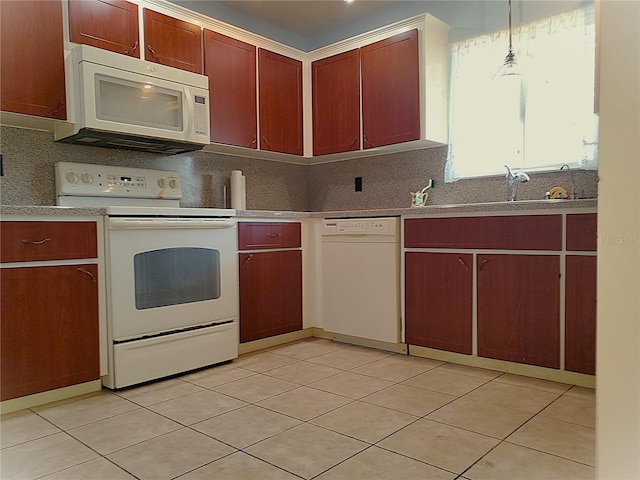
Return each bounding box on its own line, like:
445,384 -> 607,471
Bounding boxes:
596,1 -> 640,478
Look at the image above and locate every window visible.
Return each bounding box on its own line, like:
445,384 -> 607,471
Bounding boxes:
445,6 -> 598,182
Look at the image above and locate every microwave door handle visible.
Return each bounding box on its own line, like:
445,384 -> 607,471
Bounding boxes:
183,87 -> 194,136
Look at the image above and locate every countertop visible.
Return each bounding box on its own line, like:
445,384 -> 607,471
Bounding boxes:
1,199 -> 597,219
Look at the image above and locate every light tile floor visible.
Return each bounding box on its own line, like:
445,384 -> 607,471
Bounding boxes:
1,338 -> 595,480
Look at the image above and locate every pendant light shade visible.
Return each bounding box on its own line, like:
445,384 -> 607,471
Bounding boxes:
500,0 -> 520,76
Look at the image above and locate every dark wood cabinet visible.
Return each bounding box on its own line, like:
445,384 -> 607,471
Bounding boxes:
143,9 -> 202,74
1,264 -> 100,401
312,49 -> 361,156
258,49 -> 303,155
405,252 -> 473,354
1,221 -> 98,263
565,255 -> 597,375
566,213 -> 598,251
361,29 -> 420,149
239,250 -> 303,343
68,0 -> 140,57
0,0 -> 66,119
477,254 -> 560,369
238,222 -> 302,343
405,215 -> 563,251
238,222 -> 301,250
1,220 -> 100,401
204,30 -> 257,148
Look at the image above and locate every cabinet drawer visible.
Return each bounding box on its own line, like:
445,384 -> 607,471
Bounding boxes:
405,215 -> 562,251
238,222 -> 301,250
566,213 -> 597,251
1,221 -> 97,262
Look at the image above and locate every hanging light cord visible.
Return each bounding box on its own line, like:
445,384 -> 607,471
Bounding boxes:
508,0 -> 514,54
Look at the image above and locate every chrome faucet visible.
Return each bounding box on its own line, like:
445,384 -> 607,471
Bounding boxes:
560,164 -> 576,199
505,165 -> 530,201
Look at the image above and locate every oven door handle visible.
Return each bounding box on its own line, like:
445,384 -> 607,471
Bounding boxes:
109,218 -> 236,230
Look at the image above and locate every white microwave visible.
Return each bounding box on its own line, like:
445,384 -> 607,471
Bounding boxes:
55,45 -> 210,155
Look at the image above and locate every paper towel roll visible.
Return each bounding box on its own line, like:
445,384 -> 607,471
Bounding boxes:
230,170 -> 246,210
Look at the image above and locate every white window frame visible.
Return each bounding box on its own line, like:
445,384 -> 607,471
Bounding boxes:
445,6 -> 598,182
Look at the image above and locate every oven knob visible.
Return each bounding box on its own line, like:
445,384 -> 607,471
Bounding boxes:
157,178 -> 166,188
169,179 -> 178,189
65,171 -> 79,184
80,173 -> 94,184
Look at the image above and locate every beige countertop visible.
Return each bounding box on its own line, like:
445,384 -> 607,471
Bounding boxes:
237,198 -> 597,219
2,199 -> 597,219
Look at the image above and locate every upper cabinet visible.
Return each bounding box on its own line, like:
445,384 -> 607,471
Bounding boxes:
308,15 -> 449,159
143,9 -> 202,74
259,49 -> 303,156
2,1 -> 449,162
204,30 -> 257,148
312,49 -> 361,156
68,0 -> 140,57
361,30 -> 420,149
0,0 -> 66,120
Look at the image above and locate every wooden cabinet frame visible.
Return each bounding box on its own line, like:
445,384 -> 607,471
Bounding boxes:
404,210 -> 597,379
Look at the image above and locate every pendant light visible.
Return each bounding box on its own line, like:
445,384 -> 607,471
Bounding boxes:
500,0 -> 520,76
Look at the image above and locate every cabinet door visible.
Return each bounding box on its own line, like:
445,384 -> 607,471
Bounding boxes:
566,213 -> 598,251
1,265 -> 100,401
68,0 -> 140,57
565,255 -> 596,375
258,49 -> 303,155
405,252 -> 473,354
143,9 -> 202,74
312,49 -> 361,156
361,29 -> 420,149
0,0 -> 66,119
477,254 -> 560,368
239,250 -> 302,343
204,30 -> 257,148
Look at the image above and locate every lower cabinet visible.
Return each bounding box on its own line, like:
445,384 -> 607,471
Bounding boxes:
477,254 -> 560,369
565,255 -> 597,374
1,264 -> 100,401
239,250 -> 302,343
405,252 -> 472,354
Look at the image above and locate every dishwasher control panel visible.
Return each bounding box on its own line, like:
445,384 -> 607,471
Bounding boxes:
322,217 -> 398,236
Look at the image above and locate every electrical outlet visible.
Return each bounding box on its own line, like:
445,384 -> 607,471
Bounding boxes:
355,176 -> 362,192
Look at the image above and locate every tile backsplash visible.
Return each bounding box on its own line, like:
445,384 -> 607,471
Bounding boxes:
0,127 -> 308,211
1,126 -> 598,211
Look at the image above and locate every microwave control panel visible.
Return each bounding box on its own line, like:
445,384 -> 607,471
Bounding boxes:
55,161 -> 182,199
193,95 -> 209,136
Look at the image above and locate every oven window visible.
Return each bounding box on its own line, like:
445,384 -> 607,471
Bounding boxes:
134,247 -> 220,310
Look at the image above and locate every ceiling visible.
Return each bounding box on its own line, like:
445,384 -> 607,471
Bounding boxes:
217,1 -> 398,35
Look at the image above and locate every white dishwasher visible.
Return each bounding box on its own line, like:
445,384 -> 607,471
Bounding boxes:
321,217 -> 400,344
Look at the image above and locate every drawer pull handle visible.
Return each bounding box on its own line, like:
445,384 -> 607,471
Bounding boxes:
479,257 -> 495,271
21,238 -> 51,245
457,257 -> 470,272
266,233 -> 281,238
76,268 -> 96,283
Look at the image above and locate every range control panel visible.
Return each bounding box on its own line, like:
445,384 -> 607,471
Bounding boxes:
322,218 -> 398,236
55,161 -> 182,199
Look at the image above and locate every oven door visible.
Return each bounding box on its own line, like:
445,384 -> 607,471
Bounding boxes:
106,217 -> 237,341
